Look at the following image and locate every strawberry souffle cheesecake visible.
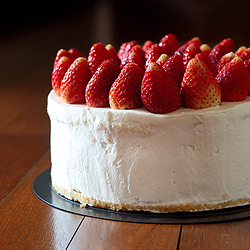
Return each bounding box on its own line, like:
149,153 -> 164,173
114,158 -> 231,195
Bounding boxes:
47,34 -> 250,213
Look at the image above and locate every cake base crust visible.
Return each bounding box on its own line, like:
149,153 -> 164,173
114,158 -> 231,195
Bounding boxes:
53,185 -> 250,213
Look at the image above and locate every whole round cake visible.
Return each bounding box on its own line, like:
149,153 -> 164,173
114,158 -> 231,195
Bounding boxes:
48,34 -> 250,213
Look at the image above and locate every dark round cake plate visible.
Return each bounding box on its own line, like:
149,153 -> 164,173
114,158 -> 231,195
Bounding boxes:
33,169 -> 250,224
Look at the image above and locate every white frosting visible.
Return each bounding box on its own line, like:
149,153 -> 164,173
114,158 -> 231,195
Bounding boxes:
48,90 -> 250,212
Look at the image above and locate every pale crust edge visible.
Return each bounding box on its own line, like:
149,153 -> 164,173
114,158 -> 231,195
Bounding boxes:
53,185 -> 250,213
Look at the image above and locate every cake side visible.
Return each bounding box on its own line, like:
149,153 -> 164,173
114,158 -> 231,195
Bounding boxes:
48,91 -> 250,212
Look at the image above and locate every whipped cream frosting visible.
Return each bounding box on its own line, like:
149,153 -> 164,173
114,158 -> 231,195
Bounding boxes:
48,90 -> 250,212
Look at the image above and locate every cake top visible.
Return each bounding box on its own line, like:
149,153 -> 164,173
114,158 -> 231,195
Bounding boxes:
51,34 -> 250,114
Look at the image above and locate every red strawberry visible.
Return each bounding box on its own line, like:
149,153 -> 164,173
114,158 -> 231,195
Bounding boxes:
241,48 -> 250,61
119,41 -> 139,61
235,46 -> 246,57
200,44 -> 211,55
181,58 -> 221,109
208,38 -> 234,68
161,54 -> 184,89
88,43 -> 110,75
117,42 -> 128,60
216,56 -> 250,101
68,48 -> 84,60
194,52 -> 217,76
105,44 -> 121,66
141,62 -> 181,114
121,51 -> 145,72
130,44 -> 146,62
244,59 -> 250,95
51,56 -> 73,96
60,57 -> 91,104
85,59 -> 120,107
53,49 -> 70,69
142,40 -> 154,55
159,33 -> 179,57
216,52 -> 235,73
183,43 -> 201,69
53,48 -> 83,69
109,63 -> 143,109
156,54 -> 169,67
175,37 -> 201,57
145,44 -> 166,68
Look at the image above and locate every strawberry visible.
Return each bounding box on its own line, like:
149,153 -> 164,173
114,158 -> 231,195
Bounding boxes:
105,44 -> 121,66
85,59 -> 120,107
88,43 -> 110,75
240,48 -> 250,61
235,46 -> 246,57
60,57 -> 91,104
200,44 -> 211,55
244,59 -> 250,94
141,62 -> 181,114
118,40 -> 139,61
117,42 -> 128,60
194,52 -> 217,76
181,58 -> 221,109
161,54 -> 184,89
183,43 -> 201,69
68,48 -> 84,60
145,44 -> 166,69
130,44 -> 146,62
156,54 -> 169,67
53,49 -> 70,69
51,56 -> 73,96
109,63 -> 143,109
216,52 -> 235,73
53,48 -> 83,69
208,38 -> 234,68
216,56 -> 250,101
159,33 -> 179,57
121,51 -> 145,72
175,37 -> 201,57
142,40 -> 154,55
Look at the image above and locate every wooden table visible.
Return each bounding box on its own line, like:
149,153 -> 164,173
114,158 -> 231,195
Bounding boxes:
1,16 -> 250,250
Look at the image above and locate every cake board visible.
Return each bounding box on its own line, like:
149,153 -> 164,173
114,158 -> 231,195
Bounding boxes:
33,168 -> 250,224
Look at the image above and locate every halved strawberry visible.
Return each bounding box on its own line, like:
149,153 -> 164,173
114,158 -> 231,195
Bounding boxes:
85,59 -> 120,107
159,33 -> 179,57
141,62 -> 181,114
216,56 -> 250,101
88,43 -> 110,75
60,57 -> 91,104
51,56 -> 73,96
109,63 -> 143,109
181,58 -> 221,109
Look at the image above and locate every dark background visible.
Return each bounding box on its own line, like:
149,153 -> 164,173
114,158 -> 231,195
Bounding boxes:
0,0 -> 250,83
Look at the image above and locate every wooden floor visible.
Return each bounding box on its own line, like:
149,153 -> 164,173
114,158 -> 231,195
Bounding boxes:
1,3 -> 250,249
